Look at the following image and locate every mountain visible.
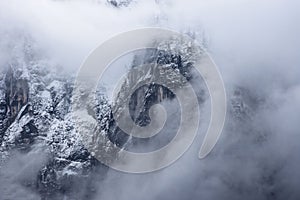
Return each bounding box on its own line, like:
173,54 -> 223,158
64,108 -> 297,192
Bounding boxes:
0,23 -> 290,200
0,32 -> 209,199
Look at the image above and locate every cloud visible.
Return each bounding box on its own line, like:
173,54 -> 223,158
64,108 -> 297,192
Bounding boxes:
0,0 -> 299,199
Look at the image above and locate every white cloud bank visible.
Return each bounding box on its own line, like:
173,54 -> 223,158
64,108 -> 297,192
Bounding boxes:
0,0 -> 300,199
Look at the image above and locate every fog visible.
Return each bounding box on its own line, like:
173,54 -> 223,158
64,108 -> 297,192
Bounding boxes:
0,0 -> 300,199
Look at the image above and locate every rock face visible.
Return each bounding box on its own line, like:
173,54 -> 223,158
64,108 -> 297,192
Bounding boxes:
0,81 -> 8,136
0,31 -> 209,198
0,32 -> 203,199
109,40 -> 205,150
107,0 -> 133,7
0,33 -> 280,200
0,67 -> 29,138
0,37 -> 107,199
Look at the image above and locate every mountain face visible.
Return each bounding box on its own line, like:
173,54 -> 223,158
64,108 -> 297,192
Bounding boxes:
0,33 -> 208,199
0,29 -> 284,200
0,32 -> 279,200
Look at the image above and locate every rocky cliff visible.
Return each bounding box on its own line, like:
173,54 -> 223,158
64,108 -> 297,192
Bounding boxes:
0,33 -> 276,200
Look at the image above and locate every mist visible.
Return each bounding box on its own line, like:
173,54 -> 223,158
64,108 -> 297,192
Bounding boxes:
0,0 -> 300,199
